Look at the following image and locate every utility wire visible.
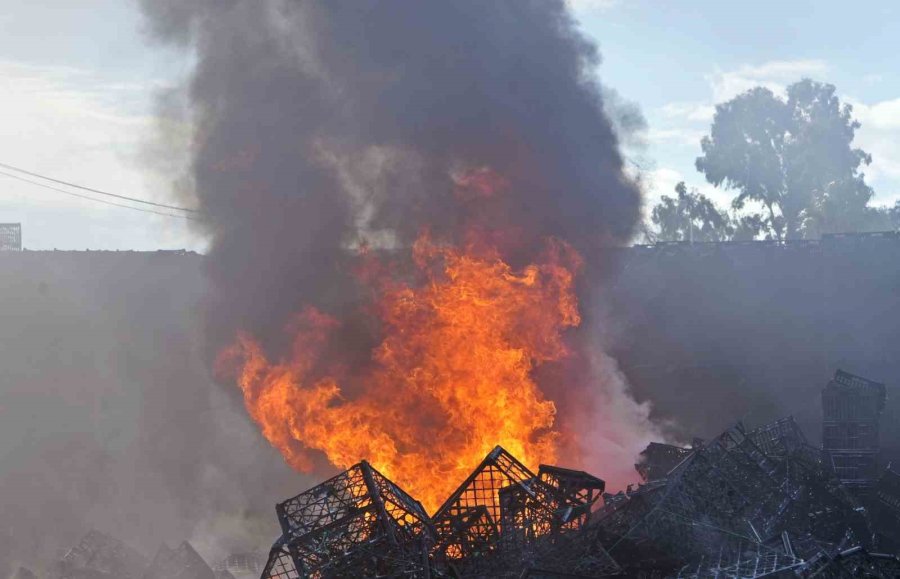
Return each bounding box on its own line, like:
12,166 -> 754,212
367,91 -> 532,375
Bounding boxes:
0,161 -> 199,213
0,169 -> 198,220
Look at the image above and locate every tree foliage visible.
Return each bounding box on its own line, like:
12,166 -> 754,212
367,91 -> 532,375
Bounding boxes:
692,79 -> 875,240
651,182 -> 733,242
861,201 -> 900,233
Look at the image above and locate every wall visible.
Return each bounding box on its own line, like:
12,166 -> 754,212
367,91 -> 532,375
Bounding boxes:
602,233 -> 900,457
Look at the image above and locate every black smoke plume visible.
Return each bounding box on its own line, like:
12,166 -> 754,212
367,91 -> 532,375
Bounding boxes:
138,0 -> 642,349
138,0 -> 659,505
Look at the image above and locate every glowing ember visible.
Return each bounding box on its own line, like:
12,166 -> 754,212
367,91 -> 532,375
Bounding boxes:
217,230 -> 584,513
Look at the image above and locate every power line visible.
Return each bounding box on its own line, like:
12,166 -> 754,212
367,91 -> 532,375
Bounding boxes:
0,169 -> 198,220
0,161 -> 199,213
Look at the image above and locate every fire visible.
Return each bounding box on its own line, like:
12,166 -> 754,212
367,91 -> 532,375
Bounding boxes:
217,193 -> 584,514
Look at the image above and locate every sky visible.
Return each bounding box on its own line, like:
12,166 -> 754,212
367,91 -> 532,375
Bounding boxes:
0,0 -> 898,250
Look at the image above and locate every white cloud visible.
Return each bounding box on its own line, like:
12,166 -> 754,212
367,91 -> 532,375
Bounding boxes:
642,167 -> 731,211
645,127 -> 705,147
646,167 -> 684,200
707,59 -> 829,102
659,102 -> 715,123
853,98 -> 900,132
0,60 -> 198,249
863,73 -> 884,85
566,0 -> 621,14
850,98 -> 900,203
655,60 -> 831,133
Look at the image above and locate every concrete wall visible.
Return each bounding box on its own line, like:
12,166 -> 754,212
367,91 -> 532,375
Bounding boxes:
602,233 -> 900,455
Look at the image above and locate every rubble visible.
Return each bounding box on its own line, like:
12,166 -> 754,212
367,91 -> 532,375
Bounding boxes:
596,418 -> 877,575
431,447 -> 617,577
800,546 -> 900,577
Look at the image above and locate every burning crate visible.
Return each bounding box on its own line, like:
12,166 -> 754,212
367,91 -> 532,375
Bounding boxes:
538,465 -> 605,531
261,460 -> 435,578
420,445 -> 618,577
261,447 -> 617,578
432,446 -> 564,575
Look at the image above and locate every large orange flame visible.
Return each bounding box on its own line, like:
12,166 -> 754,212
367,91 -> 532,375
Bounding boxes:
217,213 -> 584,514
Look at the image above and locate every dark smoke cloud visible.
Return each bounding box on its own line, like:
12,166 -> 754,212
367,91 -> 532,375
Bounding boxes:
137,0 -> 643,357
134,0 -> 663,515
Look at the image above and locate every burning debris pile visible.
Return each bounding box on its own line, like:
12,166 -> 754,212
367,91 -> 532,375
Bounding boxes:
263,461 -> 434,578
260,447 -> 616,579
255,374 -> 900,578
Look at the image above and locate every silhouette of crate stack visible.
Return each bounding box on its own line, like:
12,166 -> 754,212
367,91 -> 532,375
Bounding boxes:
260,447 -> 616,578
426,446 -> 616,577
822,369 -> 886,492
594,418 -> 874,576
260,461 -> 435,578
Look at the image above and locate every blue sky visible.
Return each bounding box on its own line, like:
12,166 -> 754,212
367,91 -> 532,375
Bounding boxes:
0,0 -> 898,250
575,0 -> 900,213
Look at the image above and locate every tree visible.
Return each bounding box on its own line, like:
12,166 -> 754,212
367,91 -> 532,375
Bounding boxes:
695,79 -> 873,240
860,201 -> 900,232
651,181 -> 733,242
730,213 -> 767,241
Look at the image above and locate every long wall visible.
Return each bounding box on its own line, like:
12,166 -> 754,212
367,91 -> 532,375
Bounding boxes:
2,236 -> 898,573
602,232 -> 900,455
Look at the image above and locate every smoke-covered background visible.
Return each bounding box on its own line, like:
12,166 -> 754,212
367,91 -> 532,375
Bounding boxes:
0,252 -> 304,576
